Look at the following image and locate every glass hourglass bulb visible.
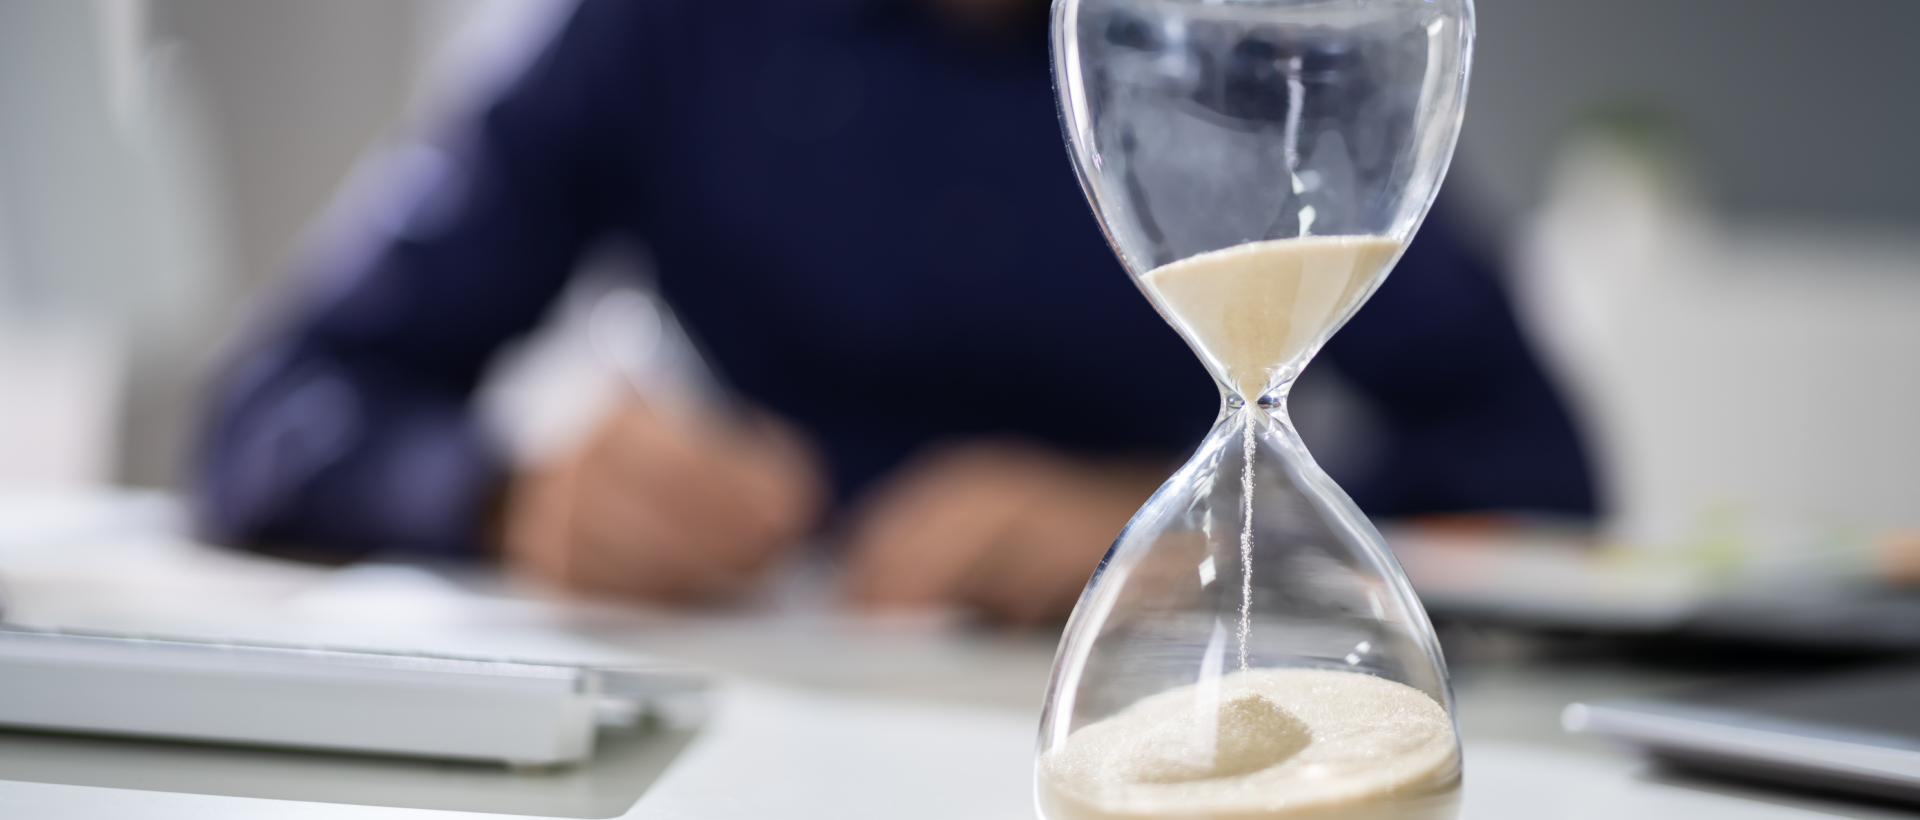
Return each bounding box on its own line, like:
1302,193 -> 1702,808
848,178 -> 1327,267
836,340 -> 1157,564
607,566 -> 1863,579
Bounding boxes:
1038,1 -> 1474,819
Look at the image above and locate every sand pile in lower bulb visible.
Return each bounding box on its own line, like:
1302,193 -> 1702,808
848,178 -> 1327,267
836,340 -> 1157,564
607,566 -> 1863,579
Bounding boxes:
1040,668 -> 1459,820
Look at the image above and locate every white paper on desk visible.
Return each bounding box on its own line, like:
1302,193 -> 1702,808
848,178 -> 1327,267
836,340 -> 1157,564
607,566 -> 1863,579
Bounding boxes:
4,708 -> 1906,820
632,681 -> 1037,820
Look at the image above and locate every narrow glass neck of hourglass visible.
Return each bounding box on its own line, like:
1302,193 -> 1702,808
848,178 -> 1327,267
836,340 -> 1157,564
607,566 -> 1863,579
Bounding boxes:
1220,380 -> 1297,423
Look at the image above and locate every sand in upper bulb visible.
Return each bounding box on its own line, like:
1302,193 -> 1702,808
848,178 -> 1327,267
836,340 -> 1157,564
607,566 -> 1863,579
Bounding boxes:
1142,236 -> 1401,401
1038,668 -> 1460,820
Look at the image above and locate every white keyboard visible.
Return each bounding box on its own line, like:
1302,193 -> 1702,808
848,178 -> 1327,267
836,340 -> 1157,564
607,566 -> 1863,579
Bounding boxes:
0,627 -> 707,766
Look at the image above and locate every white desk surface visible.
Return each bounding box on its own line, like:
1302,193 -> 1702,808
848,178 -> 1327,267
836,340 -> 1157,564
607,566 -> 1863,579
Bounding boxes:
0,489 -> 1911,820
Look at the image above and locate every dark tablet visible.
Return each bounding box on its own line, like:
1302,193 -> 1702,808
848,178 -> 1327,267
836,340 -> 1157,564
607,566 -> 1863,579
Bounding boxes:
1564,664 -> 1920,803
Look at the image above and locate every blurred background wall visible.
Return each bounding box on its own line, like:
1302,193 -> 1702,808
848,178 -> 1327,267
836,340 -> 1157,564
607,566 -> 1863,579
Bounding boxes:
147,0 -> 422,305
0,0 -> 1915,553
0,0 -> 494,489
1459,0 -> 1920,235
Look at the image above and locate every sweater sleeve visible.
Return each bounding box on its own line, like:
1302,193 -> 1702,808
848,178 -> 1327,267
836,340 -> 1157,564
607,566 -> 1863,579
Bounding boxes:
195,0 -> 647,560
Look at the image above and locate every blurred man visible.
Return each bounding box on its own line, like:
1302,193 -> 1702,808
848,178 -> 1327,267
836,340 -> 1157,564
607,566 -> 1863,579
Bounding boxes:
198,0 -> 1593,623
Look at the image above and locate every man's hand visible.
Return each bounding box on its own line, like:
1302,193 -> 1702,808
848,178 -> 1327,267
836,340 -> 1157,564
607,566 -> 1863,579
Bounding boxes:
841,440 -> 1165,625
503,400 -> 826,602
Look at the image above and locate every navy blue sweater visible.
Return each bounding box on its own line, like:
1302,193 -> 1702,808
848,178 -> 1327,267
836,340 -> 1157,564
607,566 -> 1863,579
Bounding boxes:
197,0 -> 1594,560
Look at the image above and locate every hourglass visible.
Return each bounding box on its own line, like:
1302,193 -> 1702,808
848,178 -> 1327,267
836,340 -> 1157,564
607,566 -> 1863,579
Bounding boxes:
1038,1 -> 1474,818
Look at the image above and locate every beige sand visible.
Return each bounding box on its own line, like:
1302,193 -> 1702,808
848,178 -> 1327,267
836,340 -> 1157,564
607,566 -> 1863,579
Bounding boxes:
1142,236 -> 1401,400
1039,668 -> 1459,820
